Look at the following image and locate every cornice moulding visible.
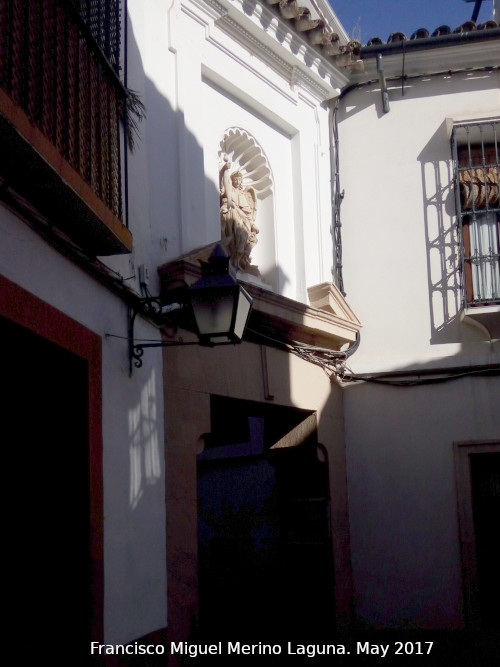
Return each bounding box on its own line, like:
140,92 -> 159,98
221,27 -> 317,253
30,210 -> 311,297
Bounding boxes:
218,16 -> 340,101
186,0 -> 348,99
158,255 -> 361,350
247,281 -> 361,347
185,0 -> 226,22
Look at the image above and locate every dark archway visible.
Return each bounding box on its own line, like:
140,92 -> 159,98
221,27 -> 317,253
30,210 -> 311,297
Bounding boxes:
197,396 -> 335,639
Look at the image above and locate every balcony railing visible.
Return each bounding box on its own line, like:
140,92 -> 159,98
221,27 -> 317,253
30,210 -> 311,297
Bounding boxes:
0,0 -> 130,253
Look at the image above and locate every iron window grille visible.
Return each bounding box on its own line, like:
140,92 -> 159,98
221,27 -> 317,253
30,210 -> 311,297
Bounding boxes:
452,119 -> 500,308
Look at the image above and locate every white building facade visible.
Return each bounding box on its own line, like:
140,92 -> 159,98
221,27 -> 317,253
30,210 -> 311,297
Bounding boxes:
339,22 -> 500,630
1,0 -> 498,659
0,0 -> 361,656
127,0 -> 362,649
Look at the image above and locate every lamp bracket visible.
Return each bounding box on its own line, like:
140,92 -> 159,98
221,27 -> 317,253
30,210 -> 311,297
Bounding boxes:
128,296 -> 185,374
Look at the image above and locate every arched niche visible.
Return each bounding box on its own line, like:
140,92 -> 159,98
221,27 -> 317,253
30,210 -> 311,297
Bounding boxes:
219,128 -> 276,289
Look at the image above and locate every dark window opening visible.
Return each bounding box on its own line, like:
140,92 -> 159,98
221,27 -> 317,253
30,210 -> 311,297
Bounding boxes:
470,452 -> 500,628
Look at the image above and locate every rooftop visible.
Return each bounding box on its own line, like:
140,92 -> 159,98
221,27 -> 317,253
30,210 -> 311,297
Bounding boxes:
255,1 -> 500,75
364,18 -> 500,48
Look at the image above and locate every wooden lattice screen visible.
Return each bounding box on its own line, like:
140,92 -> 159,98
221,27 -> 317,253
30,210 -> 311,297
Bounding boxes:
0,0 -> 123,220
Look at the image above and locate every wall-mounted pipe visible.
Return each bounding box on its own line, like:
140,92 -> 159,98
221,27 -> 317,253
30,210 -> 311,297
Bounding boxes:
377,54 -> 390,113
328,98 -> 346,295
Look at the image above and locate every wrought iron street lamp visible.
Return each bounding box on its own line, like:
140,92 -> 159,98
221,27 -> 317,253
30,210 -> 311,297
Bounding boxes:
189,244 -> 252,345
128,244 -> 252,372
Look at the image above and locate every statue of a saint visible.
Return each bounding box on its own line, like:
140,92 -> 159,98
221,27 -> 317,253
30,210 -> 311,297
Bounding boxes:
220,156 -> 259,274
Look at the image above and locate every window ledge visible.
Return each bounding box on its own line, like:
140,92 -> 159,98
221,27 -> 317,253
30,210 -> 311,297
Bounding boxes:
461,305 -> 500,340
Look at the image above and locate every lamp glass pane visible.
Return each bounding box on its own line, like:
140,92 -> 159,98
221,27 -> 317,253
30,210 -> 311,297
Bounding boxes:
191,288 -> 235,336
233,288 -> 252,340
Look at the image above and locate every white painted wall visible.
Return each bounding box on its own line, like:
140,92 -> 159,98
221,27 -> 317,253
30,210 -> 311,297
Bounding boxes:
0,0 -> 347,647
0,204 -> 167,644
344,376 -> 500,629
127,0 -> 340,303
84,0 -> 343,643
339,62 -> 500,629
340,69 -> 500,371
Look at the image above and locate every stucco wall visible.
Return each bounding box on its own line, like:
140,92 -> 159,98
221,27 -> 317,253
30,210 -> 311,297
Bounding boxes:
344,376 -> 500,629
339,69 -> 500,371
339,64 -> 500,629
126,0 -> 338,304
163,338 -> 352,644
0,203 -> 167,645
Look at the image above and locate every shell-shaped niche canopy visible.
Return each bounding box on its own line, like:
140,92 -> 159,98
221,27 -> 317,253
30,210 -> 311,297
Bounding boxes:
219,128 -> 273,198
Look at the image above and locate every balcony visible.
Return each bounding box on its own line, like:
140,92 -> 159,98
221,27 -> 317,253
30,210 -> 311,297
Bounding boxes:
0,0 -> 132,255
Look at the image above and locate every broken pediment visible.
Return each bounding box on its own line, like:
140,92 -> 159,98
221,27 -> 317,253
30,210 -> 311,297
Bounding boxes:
308,282 -> 361,325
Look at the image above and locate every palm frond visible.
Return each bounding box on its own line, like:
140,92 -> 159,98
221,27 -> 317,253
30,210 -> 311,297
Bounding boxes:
123,88 -> 146,151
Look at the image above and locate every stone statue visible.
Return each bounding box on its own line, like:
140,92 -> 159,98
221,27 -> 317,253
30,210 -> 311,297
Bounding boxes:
219,155 -> 259,274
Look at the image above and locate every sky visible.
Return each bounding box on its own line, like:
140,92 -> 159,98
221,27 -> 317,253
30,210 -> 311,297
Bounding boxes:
331,0 -> 496,44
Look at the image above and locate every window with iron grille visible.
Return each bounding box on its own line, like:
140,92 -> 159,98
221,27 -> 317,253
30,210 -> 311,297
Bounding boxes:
452,120 -> 500,307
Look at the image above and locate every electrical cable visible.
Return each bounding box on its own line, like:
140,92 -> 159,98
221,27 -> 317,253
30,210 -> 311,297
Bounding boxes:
342,364 -> 500,387
246,325 -> 357,378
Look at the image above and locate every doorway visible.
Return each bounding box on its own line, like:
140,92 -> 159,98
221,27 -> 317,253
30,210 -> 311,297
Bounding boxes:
3,313 -> 92,648
197,397 -> 334,638
470,452 -> 500,628
455,440 -> 500,628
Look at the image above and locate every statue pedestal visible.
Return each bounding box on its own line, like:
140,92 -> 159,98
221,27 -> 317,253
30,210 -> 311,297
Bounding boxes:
237,269 -> 272,291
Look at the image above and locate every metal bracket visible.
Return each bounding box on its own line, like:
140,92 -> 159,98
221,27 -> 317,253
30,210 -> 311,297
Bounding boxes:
463,0 -> 486,24
128,298 -> 184,375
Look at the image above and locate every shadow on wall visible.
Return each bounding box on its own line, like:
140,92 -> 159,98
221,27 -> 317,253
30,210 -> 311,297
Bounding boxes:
417,116 -> 499,348
412,73 -> 498,347
124,7 -> 295,523
418,120 -> 464,345
128,367 -> 162,510
122,4 -> 346,656
128,20 -> 297,297
342,358 -> 500,634
341,70 -> 499,123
